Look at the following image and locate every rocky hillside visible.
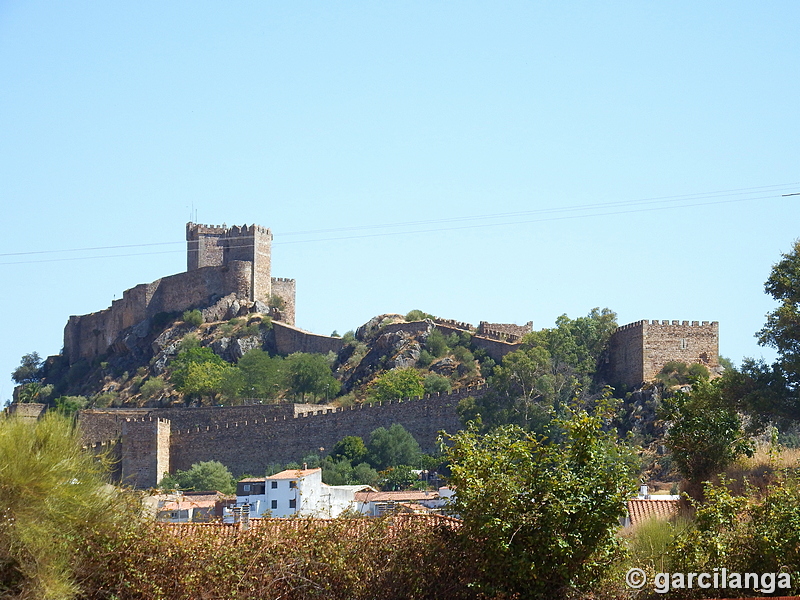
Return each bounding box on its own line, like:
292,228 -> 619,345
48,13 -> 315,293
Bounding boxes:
30,310 -> 487,410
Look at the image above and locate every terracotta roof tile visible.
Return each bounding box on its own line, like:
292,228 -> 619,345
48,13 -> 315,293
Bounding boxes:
627,498 -> 681,527
354,490 -> 439,503
268,468 -> 321,480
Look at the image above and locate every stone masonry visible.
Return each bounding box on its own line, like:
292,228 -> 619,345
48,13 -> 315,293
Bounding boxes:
80,387 -> 475,488
64,223 -> 297,363
607,320 -> 719,389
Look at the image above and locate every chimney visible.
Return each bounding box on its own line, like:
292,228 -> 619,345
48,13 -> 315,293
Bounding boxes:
639,485 -> 649,499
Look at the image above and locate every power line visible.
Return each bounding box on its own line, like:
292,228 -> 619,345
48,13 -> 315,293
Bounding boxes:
0,183 -> 796,265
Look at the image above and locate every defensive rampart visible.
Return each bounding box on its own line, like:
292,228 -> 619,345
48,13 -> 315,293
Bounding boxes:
273,321 -> 343,355
78,386 -> 481,486
64,222 -> 297,364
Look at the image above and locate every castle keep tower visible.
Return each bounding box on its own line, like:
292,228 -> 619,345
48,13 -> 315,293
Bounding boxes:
64,222 -> 296,363
186,223 -> 273,303
607,320 -> 719,389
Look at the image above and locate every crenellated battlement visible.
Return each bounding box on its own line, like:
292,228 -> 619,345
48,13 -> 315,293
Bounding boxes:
607,319 -> 719,389
186,222 -> 272,238
65,221 -> 297,363
432,318 -> 475,331
167,385 -> 487,437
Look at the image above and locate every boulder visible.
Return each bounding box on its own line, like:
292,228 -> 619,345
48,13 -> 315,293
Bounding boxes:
231,335 -> 262,360
429,357 -> 457,377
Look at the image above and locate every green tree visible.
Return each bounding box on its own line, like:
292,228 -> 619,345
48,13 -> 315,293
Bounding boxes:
139,377 -> 167,401
380,465 -> 419,491
170,347 -> 226,391
53,395 -> 88,416
0,412 -> 131,599
446,406 -> 636,599
237,349 -> 285,399
159,460 -> 236,494
366,423 -> 421,470
661,377 -> 754,500
181,360 -> 234,401
330,435 -> 368,464
367,368 -> 425,402
283,352 -> 340,402
423,373 -> 451,394
11,352 -> 43,384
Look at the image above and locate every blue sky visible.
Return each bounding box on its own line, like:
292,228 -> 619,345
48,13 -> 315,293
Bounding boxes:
1,2 -> 798,402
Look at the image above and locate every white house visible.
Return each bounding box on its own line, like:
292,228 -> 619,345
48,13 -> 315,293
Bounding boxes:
226,468 -> 374,520
354,488 -> 454,516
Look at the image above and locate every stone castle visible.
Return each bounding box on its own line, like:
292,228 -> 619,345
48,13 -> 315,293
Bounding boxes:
47,221 -> 720,488
64,223 -> 297,364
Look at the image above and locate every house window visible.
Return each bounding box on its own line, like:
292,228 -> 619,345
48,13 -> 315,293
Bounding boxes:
289,499 -> 296,509
271,481 -> 278,489
289,481 -> 297,489
271,500 -> 277,510
243,484 -> 251,492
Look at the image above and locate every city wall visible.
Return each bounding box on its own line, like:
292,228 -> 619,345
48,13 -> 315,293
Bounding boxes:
273,321 -> 344,355
169,388 -> 472,475
79,386 -> 479,485
64,261 -> 253,363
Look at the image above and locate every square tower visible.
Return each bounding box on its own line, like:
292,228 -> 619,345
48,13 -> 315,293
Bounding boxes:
186,222 -> 272,303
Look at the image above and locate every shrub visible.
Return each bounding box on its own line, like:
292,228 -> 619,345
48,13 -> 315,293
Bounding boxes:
446,407 -> 637,599
139,377 -> 167,401
405,309 -> 433,322
268,293 -> 286,311
424,329 -> 448,358
182,309 -> 204,327
0,412 -> 134,599
367,368 -> 425,402
53,395 -> 88,416
423,373 -> 451,394
159,460 -> 236,493
417,349 -> 434,367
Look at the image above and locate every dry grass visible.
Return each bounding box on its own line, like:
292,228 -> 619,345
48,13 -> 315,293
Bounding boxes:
724,444 -> 800,495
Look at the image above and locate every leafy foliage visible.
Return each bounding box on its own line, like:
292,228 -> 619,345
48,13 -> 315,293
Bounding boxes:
366,424 -> 422,470
330,435 -> 368,463
661,377 -> 754,500
368,368 -> 425,402
460,308 -> 618,432
159,460 -> 236,494
0,412 -> 132,599
405,309 -> 434,321
11,352 -> 43,385
665,478 -> 800,594
236,349 -> 285,399
284,352 -> 341,402
181,309 -> 204,327
656,360 -> 710,387
446,405 -> 637,599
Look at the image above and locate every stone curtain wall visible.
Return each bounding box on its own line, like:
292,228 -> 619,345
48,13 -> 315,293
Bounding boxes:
273,321 -> 344,355
270,278 -> 296,326
168,387 -> 476,475
64,262 -> 253,363
79,387 -> 480,485
477,321 -> 533,338
606,321 -> 646,388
